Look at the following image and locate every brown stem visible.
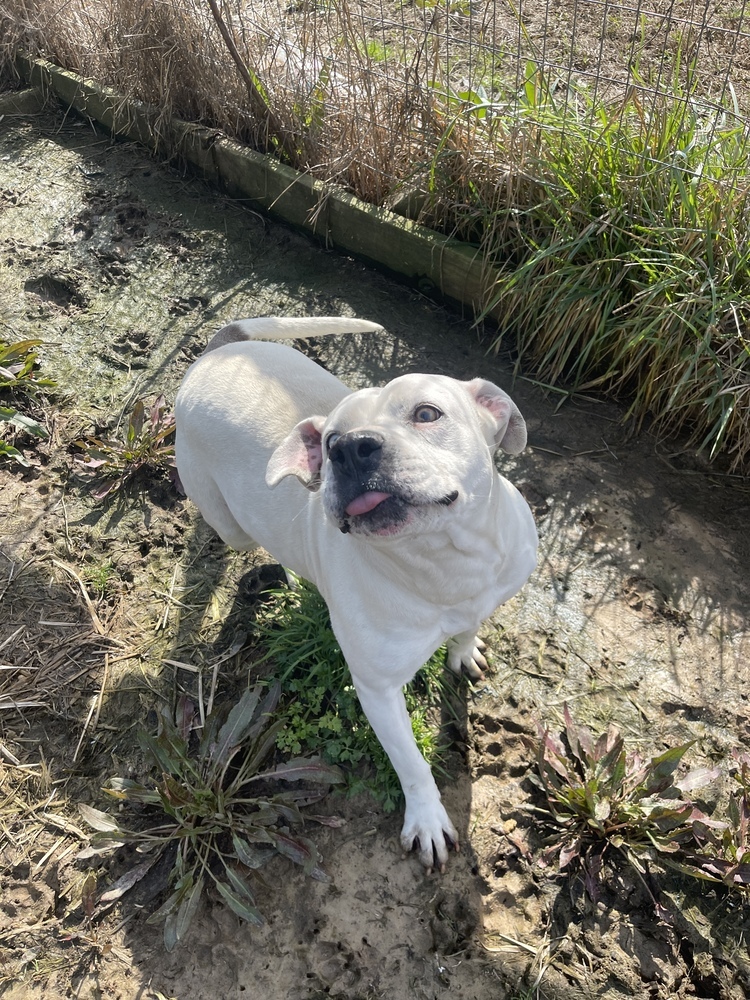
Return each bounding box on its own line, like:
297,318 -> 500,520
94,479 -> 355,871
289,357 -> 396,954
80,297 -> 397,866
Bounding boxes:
206,0 -> 296,162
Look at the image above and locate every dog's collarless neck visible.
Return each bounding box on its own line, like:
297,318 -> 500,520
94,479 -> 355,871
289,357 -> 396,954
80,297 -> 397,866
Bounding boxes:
347,527 -> 507,605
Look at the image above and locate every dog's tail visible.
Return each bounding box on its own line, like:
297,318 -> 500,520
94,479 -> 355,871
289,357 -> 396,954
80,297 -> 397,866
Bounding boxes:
202,316 -> 383,355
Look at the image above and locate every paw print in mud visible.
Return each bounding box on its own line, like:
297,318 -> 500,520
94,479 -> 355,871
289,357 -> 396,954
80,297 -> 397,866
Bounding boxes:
99,330 -> 151,370
23,273 -> 87,315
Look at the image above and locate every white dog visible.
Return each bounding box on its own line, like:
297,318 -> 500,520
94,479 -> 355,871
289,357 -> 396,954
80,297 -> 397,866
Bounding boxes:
175,317 -> 537,871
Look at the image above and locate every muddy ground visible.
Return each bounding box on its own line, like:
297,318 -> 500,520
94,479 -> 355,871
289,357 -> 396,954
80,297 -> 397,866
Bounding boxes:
1,94 -> 749,1000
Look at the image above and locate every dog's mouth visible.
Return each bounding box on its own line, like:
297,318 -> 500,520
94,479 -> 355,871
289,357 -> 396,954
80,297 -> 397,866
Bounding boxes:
339,488 -> 459,534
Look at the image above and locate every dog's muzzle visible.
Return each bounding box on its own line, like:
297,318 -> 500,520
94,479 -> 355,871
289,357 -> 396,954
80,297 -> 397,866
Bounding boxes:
328,430 -> 459,535
328,431 -> 391,528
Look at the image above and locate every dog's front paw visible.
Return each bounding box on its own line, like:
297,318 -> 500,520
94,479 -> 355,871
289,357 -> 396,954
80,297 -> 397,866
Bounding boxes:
446,633 -> 488,681
400,798 -> 459,873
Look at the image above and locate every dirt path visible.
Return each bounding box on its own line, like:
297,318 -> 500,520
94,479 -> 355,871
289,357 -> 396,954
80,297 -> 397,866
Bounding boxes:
1,99 -> 749,999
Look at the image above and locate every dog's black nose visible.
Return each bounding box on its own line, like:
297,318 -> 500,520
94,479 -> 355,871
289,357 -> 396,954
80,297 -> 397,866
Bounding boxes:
329,431 -> 384,478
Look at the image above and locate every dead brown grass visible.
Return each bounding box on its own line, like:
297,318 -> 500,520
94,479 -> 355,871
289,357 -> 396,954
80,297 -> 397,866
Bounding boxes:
0,0 -> 431,200
0,557 -> 126,716
4,0 -> 742,202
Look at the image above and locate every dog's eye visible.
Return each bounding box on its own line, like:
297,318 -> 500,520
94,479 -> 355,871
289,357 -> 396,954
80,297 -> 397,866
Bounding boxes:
326,432 -> 341,452
413,404 -> 442,423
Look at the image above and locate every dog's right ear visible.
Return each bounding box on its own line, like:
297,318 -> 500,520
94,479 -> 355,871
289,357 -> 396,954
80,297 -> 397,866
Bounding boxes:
266,416 -> 326,491
465,378 -> 527,454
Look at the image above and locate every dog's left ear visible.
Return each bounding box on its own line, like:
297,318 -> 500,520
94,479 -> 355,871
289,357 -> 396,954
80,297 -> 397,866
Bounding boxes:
465,378 -> 527,453
266,416 -> 326,491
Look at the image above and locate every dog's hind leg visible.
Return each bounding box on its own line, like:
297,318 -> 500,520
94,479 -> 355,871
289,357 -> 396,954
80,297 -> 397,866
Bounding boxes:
191,480 -> 258,552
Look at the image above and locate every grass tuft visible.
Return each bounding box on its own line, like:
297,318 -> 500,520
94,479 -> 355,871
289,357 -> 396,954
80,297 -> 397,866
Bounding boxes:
470,70 -> 750,469
80,684 -> 343,950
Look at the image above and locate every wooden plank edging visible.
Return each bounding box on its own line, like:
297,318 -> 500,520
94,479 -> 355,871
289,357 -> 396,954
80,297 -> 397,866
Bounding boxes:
15,53 -> 499,320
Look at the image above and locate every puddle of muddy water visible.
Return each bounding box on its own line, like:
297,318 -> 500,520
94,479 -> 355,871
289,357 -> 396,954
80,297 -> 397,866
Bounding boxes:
1,102 -> 750,1000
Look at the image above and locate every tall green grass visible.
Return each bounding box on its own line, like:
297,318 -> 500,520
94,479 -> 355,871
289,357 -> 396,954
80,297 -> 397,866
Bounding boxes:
427,65 -> 750,468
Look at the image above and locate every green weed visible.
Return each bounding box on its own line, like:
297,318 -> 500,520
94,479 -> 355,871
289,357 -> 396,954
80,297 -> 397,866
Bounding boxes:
536,707 -> 750,897
73,395 -> 175,499
254,577 -> 450,811
0,338 -> 53,466
84,560 -> 117,599
79,684 -> 343,950
358,39 -> 391,63
415,0 -> 472,15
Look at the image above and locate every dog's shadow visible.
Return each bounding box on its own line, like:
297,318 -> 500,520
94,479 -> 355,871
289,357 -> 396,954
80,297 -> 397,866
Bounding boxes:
209,558 -> 289,675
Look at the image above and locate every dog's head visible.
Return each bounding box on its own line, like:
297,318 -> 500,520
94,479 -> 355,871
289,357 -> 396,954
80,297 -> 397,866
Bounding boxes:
265,374 -> 527,538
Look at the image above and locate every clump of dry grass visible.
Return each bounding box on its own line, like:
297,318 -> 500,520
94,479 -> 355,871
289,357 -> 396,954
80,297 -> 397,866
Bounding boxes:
0,0 -> 424,200
1,0 -> 749,468
0,558 -> 123,714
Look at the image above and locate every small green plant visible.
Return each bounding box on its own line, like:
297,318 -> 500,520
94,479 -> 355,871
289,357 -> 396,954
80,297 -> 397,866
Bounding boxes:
415,0 -> 472,15
84,560 -> 116,599
672,748 -> 750,892
536,707 -> 750,897
0,338 -> 53,466
254,578 -> 449,811
74,395 -> 175,499
356,39 -> 393,63
80,684 -> 343,950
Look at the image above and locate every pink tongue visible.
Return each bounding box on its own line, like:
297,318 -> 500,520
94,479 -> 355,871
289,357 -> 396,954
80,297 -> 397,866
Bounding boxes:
345,491 -> 391,516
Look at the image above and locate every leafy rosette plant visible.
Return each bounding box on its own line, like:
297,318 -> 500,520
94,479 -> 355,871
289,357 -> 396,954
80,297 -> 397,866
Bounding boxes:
537,705 -> 720,869
80,683 -> 344,949
536,708 -> 750,900
73,395 -> 175,499
668,749 -> 750,893
0,338 -> 53,465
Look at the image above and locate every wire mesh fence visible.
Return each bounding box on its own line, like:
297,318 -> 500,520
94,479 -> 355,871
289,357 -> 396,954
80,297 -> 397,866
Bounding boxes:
2,1 -> 748,203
